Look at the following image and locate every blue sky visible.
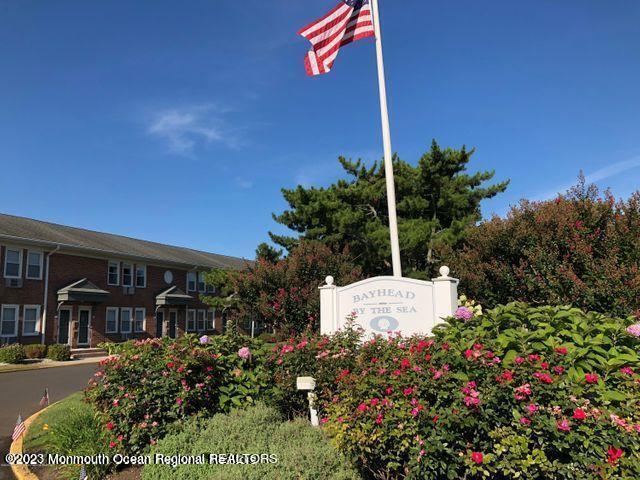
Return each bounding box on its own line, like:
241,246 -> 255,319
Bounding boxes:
1,0 -> 638,259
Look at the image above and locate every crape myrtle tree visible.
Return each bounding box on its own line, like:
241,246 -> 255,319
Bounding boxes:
444,176 -> 640,317
269,140 -> 509,279
203,241 -> 362,336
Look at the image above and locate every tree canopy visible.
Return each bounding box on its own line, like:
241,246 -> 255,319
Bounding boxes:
270,140 -> 508,278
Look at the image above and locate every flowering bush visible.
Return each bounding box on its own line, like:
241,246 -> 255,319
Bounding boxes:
274,304 -> 640,479
85,334 -> 269,453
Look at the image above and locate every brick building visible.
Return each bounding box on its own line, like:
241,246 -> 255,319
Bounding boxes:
0,213 -> 249,348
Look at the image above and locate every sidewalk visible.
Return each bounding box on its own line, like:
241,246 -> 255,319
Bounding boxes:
0,356 -> 111,374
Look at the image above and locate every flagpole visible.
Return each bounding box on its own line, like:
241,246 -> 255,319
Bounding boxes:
370,0 -> 402,278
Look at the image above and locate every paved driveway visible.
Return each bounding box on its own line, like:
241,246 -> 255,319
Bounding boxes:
0,364 -> 98,480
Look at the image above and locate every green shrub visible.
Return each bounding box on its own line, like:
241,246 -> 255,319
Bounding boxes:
46,344 -> 71,361
24,344 -> 47,359
257,332 -> 277,344
85,334 -> 270,454
275,304 -> 640,479
0,344 -> 25,363
142,403 -> 359,480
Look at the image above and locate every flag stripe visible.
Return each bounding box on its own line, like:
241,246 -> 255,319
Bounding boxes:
298,1 -> 375,76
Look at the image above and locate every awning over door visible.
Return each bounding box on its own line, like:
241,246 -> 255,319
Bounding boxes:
57,278 -> 110,303
156,286 -> 193,306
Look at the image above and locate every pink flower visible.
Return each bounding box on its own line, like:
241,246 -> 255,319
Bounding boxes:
106,422 -> 114,430
514,383 -> 532,401
585,373 -> 599,384
109,441 -> 117,448
626,323 -> 640,337
572,408 -> 586,420
607,446 -> 624,466
296,340 -> 308,349
403,387 -> 414,396
553,366 -> 565,375
620,367 -> 634,376
385,387 -> 393,395
557,419 -> 571,432
471,452 -> 483,464
455,307 -> 474,321
176,398 -> 183,405
199,335 -> 211,344
520,417 -> 531,425
357,403 -> 368,412
280,344 -> 294,355
533,372 -> 553,384
555,347 -> 568,355
514,356 -> 525,365
237,346 -> 251,360
370,398 -> 380,407
527,404 -> 538,414
375,413 -> 383,424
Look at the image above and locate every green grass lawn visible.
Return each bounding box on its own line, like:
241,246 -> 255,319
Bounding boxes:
24,392 -> 109,480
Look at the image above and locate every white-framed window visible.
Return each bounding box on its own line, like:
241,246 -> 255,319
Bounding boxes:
135,265 -> 147,288
197,310 -> 206,331
187,271 -> 196,292
206,283 -> 215,294
207,309 -> 215,330
26,250 -> 43,280
22,305 -> 41,336
122,263 -> 133,287
106,307 -> 119,333
108,260 -> 120,286
186,309 -> 196,332
134,308 -> 145,333
0,305 -> 19,337
197,272 -> 206,293
4,247 -> 22,279
120,308 -> 132,333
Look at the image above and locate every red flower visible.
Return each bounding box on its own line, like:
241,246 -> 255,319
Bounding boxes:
555,347 -> 568,355
607,446 -> 623,466
585,373 -> 599,384
106,422 -> 115,431
400,358 -> 411,369
471,452 -> 483,464
572,408 -> 586,420
520,417 -> 531,425
356,403 -> 368,412
533,372 -> 553,384
403,387 -> 414,396
553,366 -> 565,375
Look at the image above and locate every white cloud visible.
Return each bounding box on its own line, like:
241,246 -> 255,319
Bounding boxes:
236,177 -> 253,189
533,155 -> 640,200
147,104 -> 241,154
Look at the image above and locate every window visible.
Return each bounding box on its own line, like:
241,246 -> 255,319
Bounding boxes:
0,305 -> 19,336
122,263 -> 133,287
4,247 -> 22,278
120,308 -> 132,333
134,308 -> 145,333
197,272 -> 206,293
186,309 -> 196,332
187,272 -> 196,292
135,265 -> 147,288
206,283 -> 215,294
197,310 -> 206,331
108,261 -> 120,285
23,305 -> 41,335
207,309 -> 215,330
106,307 -> 119,333
26,251 -> 43,280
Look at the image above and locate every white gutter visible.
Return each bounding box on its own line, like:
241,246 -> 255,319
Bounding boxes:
41,245 -> 61,344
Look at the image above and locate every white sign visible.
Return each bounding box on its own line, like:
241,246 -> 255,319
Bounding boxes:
320,267 -> 458,337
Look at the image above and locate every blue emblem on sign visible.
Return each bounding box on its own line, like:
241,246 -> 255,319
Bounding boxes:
370,316 -> 399,332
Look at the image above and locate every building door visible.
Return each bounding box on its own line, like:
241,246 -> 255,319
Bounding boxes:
155,310 -> 164,338
168,310 -> 177,339
77,308 -> 91,346
58,308 -> 72,344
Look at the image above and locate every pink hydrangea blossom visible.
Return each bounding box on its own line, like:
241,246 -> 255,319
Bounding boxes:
199,335 -> 211,344
454,307 -> 474,321
237,346 -> 251,360
626,323 -> 640,337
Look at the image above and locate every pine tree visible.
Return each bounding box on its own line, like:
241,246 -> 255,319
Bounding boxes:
270,140 -> 508,278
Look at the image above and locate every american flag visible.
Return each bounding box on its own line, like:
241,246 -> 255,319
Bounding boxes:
39,388 -> 50,407
298,0 -> 375,76
12,414 -> 25,441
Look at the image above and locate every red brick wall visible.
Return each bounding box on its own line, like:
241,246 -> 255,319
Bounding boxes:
0,245 -> 222,347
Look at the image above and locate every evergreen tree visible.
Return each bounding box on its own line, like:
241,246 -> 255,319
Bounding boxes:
270,140 -> 508,278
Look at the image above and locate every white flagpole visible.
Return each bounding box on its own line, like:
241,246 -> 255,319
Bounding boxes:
370,0 -> 402,277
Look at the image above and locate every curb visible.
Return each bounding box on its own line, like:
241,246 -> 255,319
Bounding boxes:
0,357 -> 107,374
9,400 -> 61,480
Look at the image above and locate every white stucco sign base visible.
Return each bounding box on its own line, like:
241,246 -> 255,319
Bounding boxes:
320,266 -> 459,337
